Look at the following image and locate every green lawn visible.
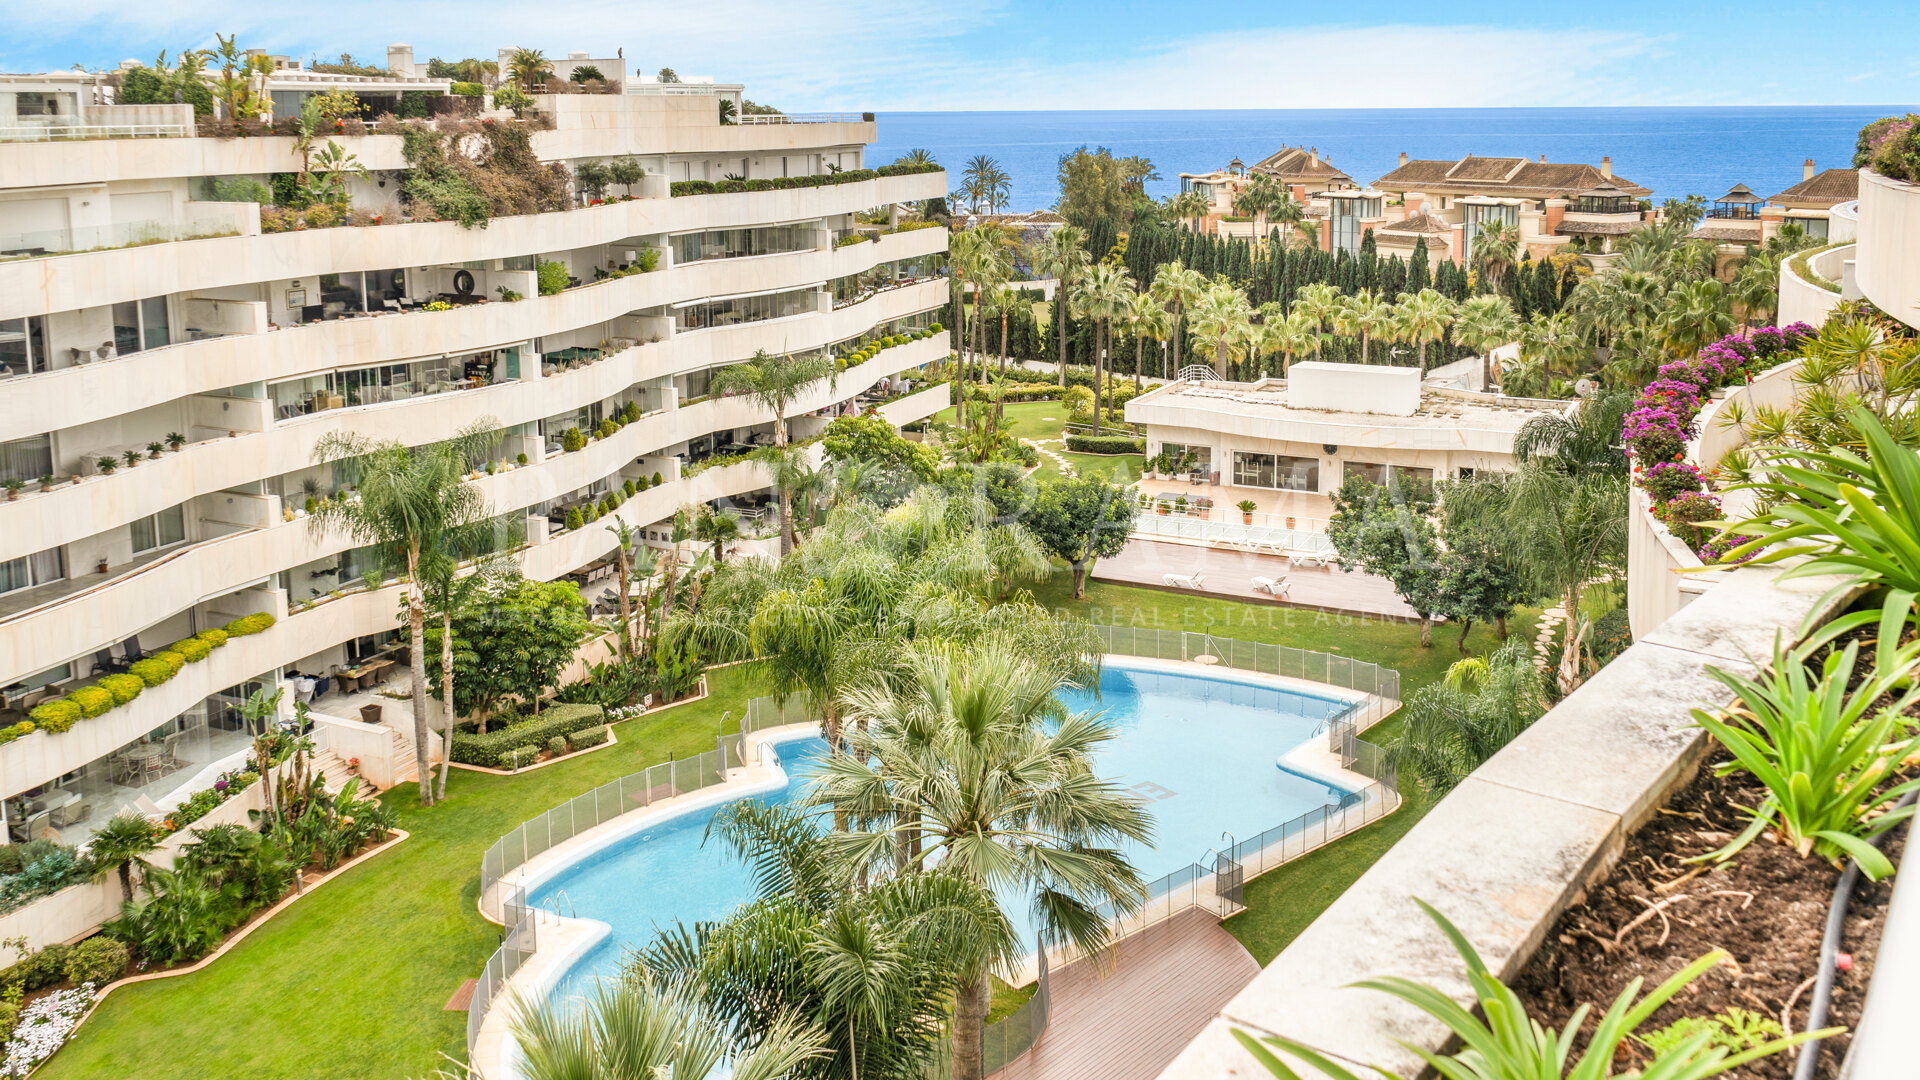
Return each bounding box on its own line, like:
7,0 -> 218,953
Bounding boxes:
46,577 -> 1525,1077
931,399 -> 1146,482
39,666 -> 770,1080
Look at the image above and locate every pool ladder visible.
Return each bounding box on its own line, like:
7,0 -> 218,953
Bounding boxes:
540,889 -> 578,919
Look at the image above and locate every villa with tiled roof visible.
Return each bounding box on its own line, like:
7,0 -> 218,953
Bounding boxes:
1767,159 -> 1860,239
1247,145 -> 1354,189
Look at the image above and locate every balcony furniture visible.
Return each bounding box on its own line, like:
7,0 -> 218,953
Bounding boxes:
1287,549 -> 1333,570
138,749 -> 166,785
14,811 -> 51,843
159,732 -> 184,775
110,751 -> 142,786
120,637 -> 147,664
51,800 -> 90,828
94,648 -> 129,676
1161,572 -> 1206,590
1252,576 -> 1291,598
29,789 -> 77,816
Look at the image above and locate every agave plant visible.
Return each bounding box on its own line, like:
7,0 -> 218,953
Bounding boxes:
1232,900 -> 1828,1080
1692,637 -> 1920,880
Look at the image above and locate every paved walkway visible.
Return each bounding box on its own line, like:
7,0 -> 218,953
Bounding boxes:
1094,539 -> 1421,620
998,910 -> 1259,1080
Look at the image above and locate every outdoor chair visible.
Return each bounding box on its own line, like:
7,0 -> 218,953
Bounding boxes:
1252,575 -> 1291,598
1161,572 -> 1206,590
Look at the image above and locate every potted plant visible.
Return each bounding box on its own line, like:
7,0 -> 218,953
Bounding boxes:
96,456 -> 118,475
122,449 -> 142,470
2,479 -> 21,502
1285,515 -> 1296,529
146,441 -> 164,460
1174,495 -> 1188,515
37,473 -> 53,493
97,557 -> 110,574
1238,499 -> 1257,524
165,432 -> 185,452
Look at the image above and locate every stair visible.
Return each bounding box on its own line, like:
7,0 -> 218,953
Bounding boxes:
312,747 -> 361,793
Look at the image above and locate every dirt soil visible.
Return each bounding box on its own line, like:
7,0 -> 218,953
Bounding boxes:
1513,752 -> 1905,1079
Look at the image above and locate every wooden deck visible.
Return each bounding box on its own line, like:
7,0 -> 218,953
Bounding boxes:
996,910 -> 1259,1080
1095,539 -> 1421,620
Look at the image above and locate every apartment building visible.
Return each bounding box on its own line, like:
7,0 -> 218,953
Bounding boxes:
1370,152 -> 1651,262
0,53 -> 951,845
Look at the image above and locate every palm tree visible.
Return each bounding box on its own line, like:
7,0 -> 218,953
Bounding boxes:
1269,190 -> 1305,248
1396,288 -> 1458,373
1232,173 -> 1286,231
1472,220 -> 1520,294
812,643 -> 1152,1080
961,155 -> 1010,214
1292,282 -> 1343,362
692,505 -> 742,564
603,518 -> 639,663
948,228 -> 1010,419
510,974 -> 820,1080
1454,294 -> 1521,392
1658,278 -> 1735,358
711,350 -> 836,554
87,813 -> 159,903
894,148 -> 938,169
1071,263 -> 1135,429
985,282 -> 1022,380
1389,639 -> 1548,795
1169,189 -> 1211,230
310,421 -> 500,805
1266,308 -> 1318,377
506,47 -> 552,91
1519,310 -> 1587,386
1124,289 -> 1174,395
1029,225 -> 1092,387
1731,251 -> 1782,327
1334,290 -> 1393,365
419,547 -> 517,794
1150,262 -> 1207,376
1118,155 -> 1161,193
1188,281 -> 1254,379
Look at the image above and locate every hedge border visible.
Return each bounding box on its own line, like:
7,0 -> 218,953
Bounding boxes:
17,613 -> 276,744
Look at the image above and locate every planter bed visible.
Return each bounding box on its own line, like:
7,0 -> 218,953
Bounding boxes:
1514,756 -> 1904,1079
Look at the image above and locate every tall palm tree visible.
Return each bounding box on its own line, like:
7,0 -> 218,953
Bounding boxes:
1292,282 -> 1343,362
960,155 -> 1010,214
1454,293 -> 1521,392
1658,278 -> 1735,358
1071,263 -> 1134,431
1169,189 -> 1211,230
1519,310 -> 1586,386
1334,290 -> 1393,365
1232,173 -> 1286,231
812,643 -> 1152,1080
1188,281 -> 1254,379
1150,262 -> 1207,376
310,421 -> 500,805
419,547 -> 517,794
711,350 -> 836,554
506,47 -> 552,91
603,518 -> 640,663
894,148 -> 938,169
1731,251 -> 1782,328
1124,289 -> 1174,395
985,282 -> 1021,381
1266,307 -> 1318,377
1269,190 -> 1305,248
948,228 -> 1009,420
692,505 -> 742,564
1396,288 -> 1458,373
1029,225 -> 1091,387
510,974 -> 820,1080
1472,220 -> 1520,294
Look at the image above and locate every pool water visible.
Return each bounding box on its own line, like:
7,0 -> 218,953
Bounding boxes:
532,660 -> 1353,996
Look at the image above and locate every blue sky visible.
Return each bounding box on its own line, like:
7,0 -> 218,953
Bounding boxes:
4,1 -> 1918,111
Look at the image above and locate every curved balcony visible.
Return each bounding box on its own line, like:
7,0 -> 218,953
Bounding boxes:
0,280 -> 948,556
0,334 -> 948,678
0,449 -> 813,797
1855,168 -> 1920,332
0,226 -> 947,442
0,171 -> 945,320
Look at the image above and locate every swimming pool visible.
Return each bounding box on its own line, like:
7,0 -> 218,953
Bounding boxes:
527,658 -> 1357,995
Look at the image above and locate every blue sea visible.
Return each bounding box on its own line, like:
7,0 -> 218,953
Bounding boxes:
868,107 -> 1899,212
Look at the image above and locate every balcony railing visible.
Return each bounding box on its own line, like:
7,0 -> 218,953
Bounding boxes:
1,217 -> 245,261
0,121 -> 193,143
737,112 -> 870,124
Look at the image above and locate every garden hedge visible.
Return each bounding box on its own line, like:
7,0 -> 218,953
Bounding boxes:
1064,434 -> 1146,455
450,704 -> 608,767
670,162 -> 940,198
502,746 -> 540,770
570,724 -> 609,750
98,674 -> 145,706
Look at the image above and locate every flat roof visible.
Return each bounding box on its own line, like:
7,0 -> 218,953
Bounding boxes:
1136,380 -> 1568,434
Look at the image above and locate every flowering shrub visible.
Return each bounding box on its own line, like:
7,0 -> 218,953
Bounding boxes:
1698,531 -> 1760,566
1856,114 -> 1920,183
2,983 -> 94,1075
1622,323 -> 1815,559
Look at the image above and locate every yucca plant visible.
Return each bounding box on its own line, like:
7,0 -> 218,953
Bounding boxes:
1691,637 -> 1920,880
1719,406 -> 1920,671
1232,900 -> 1828,1080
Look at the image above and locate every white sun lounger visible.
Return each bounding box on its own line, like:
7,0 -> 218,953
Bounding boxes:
1288,549 -> 1333,569
1251,575 -> 1290,598
1161,572 -> 1206,589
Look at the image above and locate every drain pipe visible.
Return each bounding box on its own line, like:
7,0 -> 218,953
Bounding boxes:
1793,789 -> 1918,1080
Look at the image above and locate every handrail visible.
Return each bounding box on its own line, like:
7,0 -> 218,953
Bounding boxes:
0,122 -> 193,142
737,113 -> 867,125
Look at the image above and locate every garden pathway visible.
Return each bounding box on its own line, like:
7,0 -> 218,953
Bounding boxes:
996,909 -> 1257,1080
1021,438 -> 1075,474
1093,540 -> 1421,620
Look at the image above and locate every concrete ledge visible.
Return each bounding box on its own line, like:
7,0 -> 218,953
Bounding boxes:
1156,565 -> 1853,1079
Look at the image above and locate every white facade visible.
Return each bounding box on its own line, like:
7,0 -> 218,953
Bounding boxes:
0,71 -> 950,837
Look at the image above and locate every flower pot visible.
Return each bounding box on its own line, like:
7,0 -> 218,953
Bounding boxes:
1242,513 -> 1253,525
1157,507 -> 1170,515
359,703 -> 384,725
97,559 -> 110,574
1285,516 -> 1296,529
149,451 -> 161,460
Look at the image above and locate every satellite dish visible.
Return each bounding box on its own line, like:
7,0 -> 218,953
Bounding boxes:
1574,377 -> 1596,398
453,270 -> 476,296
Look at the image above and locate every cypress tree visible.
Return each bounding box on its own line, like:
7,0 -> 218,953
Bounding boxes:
1360,227 -> 1376,258
1408,238 -> 1431,292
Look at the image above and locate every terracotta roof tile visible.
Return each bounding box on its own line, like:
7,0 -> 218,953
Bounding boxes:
1687,222 -> 1762,241
1379,212 -> 1453,236
1446,156 -> 1527,182
1768,168 -> 1859,206
1557,219 -> 1640,235
1374,157 -> 1650,197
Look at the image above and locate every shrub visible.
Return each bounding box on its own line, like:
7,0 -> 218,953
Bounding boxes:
0,943 -> 73,993
64,937 -> 129,986
67,686 -> 117,718
570,724 -> 610,750
561,428 -> 587,453
1856,114 -> 1920,182
547,736 -> 567,758
224,613 -> 276,636
0,1001 -> 15,1043
537,260 -> 569,296
566,508 -> 584,531
623,479 -> 637,497
168,637 -> 214,663
196,628 -> 229,648
97,674 -> 145,706
449,704 -> 607,767
0,722 -> 35,745
517,452 -> 529,465
1018,444 -> 1039,467
28,699 -> 82,732
503,745 -> 540,770
1064,434 -> 1145,455
451,81 -> 485,97
129,652 -> 186,687
651,471 -> 663,486
597,418 -> 619,440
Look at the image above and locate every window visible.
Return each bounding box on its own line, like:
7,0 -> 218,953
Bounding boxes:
0,316 -> 49,375
1159,443 -> 1213,474
673,288 -> 815,331
671,224 -> 817,264
0,547 -> 64,595
0,434 -> 52,485
1233,451 -> 1318,491
131,505 -> 187,554
15,93 -> 60,118
111,296 -> 171,356
1343,461 -> 1434,489
1792,216 -> 1829,240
